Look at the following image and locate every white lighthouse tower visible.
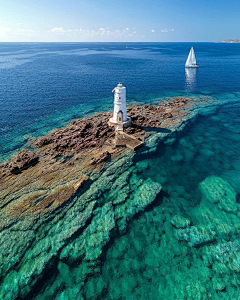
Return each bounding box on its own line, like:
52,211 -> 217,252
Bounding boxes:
109,83 -> 131,128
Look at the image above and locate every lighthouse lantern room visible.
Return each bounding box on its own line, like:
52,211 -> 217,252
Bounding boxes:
109,83 -> 131,128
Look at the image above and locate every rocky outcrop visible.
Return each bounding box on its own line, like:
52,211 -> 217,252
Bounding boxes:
0,97 -> 196,181
35,115 -> 115,154
0,149 -> 39,176
90,151 -> 111,165
73,176 -> 89,191
34,98 -> 193,156
34,136 -> 53,147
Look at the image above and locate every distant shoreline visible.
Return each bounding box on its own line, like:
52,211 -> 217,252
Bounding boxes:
213,39 -> 240,43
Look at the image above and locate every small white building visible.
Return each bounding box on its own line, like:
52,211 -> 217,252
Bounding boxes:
109,83 -> 131,128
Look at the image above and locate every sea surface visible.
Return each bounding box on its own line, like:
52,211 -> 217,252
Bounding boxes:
1,43 -> 240,299
0,42 -> 240,162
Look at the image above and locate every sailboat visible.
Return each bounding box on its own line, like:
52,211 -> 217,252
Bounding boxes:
185,46 -> 199,68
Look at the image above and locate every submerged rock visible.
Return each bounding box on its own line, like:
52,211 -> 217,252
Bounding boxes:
114,179 -> 162,234
0,229 -> 35,277
55,287 -> 83,300
136,160 -> 149,172
133,180 -> 162,211
203,240 -> 240,272
171,215 -> 190,229
199,176 -> 237,213
211,277 -> 226,292
176,224 -> 216,247
60,202 -> 115,264
84,202 -> 115,261
0,201 -> 96,300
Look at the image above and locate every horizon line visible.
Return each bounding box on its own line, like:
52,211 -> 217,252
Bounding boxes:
0,41 -> 221,43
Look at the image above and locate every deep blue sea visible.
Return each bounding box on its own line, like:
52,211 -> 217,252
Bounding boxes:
0,42 -> 240,162
1,43 -> 240,300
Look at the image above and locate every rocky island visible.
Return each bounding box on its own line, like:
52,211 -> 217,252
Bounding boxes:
213,39 -> 240,43
0,95 -> 221,299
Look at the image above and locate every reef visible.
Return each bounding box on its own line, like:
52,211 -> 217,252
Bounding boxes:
0,96 -> 222,299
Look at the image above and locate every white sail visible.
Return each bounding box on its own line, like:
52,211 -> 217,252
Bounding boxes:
191,47 -> 196,64
185,47 -> 198,67
185,48 -> 192,66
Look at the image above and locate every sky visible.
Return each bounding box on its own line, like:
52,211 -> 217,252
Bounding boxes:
0,0 -> 239,42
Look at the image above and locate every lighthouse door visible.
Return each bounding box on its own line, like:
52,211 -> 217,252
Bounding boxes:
117,111 -> 123,123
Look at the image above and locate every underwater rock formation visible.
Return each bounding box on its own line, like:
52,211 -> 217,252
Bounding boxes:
171,215 -> 190,229
84,104 -> 240,300
176,224 -> 216,247
199,176 -> 237,213
176,176 -> 239,248
0,148 -> 162,299
0,96 -> 228,299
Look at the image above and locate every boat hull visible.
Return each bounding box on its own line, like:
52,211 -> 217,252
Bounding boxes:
185,64 -> 199,68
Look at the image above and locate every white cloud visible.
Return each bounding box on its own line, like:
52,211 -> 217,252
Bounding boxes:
46,27 -> 140,41
0,25 -> 141,41
161,28 -> 174,33
151,29 -> 155,33
50,27 -> 66,34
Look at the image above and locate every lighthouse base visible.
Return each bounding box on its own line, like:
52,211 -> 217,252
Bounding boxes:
108,117 -> 132,128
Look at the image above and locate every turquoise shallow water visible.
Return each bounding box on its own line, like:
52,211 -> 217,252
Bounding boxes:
82,103 -> 240,299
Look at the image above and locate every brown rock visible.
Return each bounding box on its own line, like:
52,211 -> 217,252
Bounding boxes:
0,150 -> 39,175
90,151 -> 111,165
163,112 -> 172,118
35,136 -> 53,147
73,176 -> 89,191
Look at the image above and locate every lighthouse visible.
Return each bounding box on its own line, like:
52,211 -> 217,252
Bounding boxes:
109,83 -> 131,128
